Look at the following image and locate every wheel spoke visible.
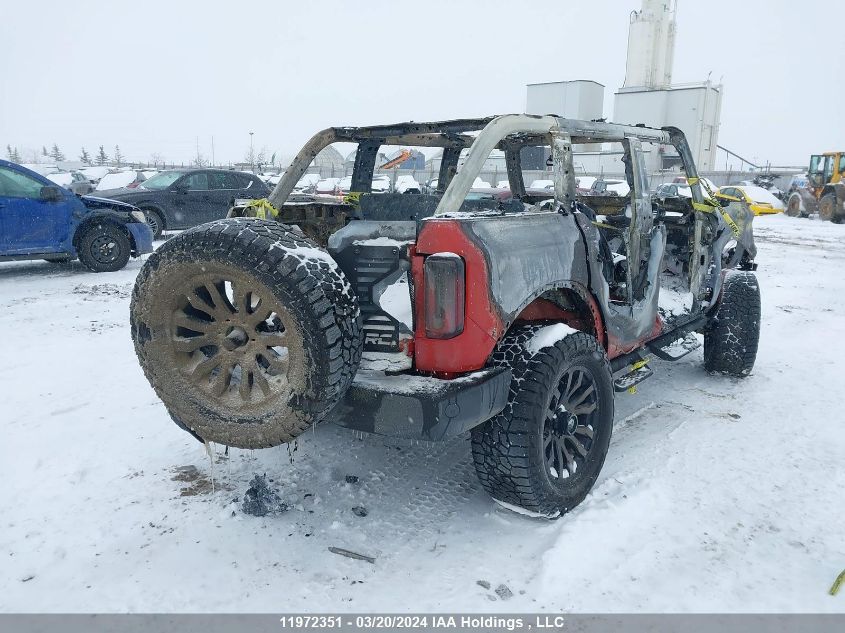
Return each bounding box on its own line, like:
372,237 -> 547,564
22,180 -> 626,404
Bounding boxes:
568,436 -> 588,458
173,313 -> 214,334
190,355 -> 220,381
261,352 -> 289,376
570,401 -> 598,416
562,443 -> 576,475
248,307 -> 275,327
567,383 -> 595,410
252,366 -> 272,397
564,370 -> 584,403
186,290 -> 215,316
233,282 -> 252,316
575,424 -> 594,439
209,362 -> 233,396
204,282 -> 234,317
173,335 -> 214,353
556,440 -> 566,477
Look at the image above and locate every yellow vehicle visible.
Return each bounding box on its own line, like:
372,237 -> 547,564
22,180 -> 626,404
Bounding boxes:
786,152 -> 845,222
716,185 -> 785,216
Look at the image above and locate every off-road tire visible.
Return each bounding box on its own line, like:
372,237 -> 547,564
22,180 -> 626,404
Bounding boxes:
819,194 -> 838,223
704,271 -> 761,377
130,218 -> 362,448
471,326 -> 614,517
142,208 -> 165,239
786,193 -> 806,218
77,222 -> 131,272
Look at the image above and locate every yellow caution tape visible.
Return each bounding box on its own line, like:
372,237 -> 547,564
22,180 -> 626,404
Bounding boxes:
343,192 -> 363,207
243,198 -> 279,220
631,358 -> 650,371
831,569 -> 845,596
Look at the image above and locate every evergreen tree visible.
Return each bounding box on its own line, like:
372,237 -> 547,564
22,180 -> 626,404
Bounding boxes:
6,145 -> 12,160
49,143 -> 65,162
80,147 -> 92,165
114,145 -> 124,168
12,147 -> 20,163
42,146 -> 48,157
96,145 -> 109,166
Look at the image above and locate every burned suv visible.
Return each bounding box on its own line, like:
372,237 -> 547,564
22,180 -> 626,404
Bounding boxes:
130,115 -> 760,517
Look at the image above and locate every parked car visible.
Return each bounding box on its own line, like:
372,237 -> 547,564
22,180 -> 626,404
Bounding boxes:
46,171 -> 95,195
716,185 -> 785,215
95,168 -> 269,238
314,177 -> 342,196
79,166 -> 111,186
395,175 -> 422,194
292,174 -> 321,194
529,179 -> 554,189
654,182 -> 692,199
371,175 -> 392,193
0,160 -> 153,272
590,179 -> 630,196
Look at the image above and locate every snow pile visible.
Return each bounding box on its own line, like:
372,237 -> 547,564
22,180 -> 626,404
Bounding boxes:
525,323 -> 578,355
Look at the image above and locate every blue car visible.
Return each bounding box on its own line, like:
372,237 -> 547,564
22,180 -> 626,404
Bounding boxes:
0,160 -> 153,272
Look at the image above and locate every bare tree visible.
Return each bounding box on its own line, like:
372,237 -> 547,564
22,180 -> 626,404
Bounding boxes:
150,152 -> 164,166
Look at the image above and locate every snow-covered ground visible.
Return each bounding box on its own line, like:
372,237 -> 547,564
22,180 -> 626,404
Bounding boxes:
1,215 -> 843,613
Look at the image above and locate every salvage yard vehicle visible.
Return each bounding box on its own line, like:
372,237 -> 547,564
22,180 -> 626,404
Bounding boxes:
130,114 -> 760,516
97,168 -> 270,238
716,185 -> 784,216
0,160 -> 153,272
786,151 -> 845,222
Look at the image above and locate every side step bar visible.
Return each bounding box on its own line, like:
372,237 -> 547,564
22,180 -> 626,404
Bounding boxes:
610,315 -> 708,393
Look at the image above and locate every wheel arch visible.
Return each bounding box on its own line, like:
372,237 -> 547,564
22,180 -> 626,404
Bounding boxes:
73,213 -> 136,253
508,283 -> 607,350
136,203 -> 167,229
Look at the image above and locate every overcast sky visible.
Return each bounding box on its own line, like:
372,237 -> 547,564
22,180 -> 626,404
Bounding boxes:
1,0 -> 842,168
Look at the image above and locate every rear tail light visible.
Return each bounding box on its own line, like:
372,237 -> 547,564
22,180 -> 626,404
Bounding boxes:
127,182 -> 139,189
424,253 -> 465,339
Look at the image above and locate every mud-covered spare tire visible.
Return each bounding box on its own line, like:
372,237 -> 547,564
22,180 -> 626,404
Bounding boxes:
130,218 -> 362,448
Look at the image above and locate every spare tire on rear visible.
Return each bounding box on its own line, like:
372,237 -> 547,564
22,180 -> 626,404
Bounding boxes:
130,218 -> 362,448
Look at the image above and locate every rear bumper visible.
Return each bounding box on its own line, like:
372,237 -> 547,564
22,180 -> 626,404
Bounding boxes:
127,221 -> 154,255
332,367 -> 511,441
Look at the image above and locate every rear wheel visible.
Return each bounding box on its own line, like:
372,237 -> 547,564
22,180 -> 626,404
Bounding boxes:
471,326 -> 614,517
704,271 -> 761,377
77,223 -> 131,272
819,194 -> 837,223
130,218 -> 362,448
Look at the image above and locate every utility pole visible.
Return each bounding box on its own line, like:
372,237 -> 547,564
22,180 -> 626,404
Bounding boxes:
211,136 -> 215,167
249,132 -> 255,172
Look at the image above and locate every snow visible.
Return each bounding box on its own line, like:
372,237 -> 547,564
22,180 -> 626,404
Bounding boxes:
45,172 -> 73,187
80,166 -> 111,182
1,214 -> 844,613
95,171 -> 135,191
377,272 -> 413,330
525,322 -> 578,355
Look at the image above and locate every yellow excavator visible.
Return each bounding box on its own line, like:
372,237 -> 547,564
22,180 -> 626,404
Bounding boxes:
786,151 -> 845,222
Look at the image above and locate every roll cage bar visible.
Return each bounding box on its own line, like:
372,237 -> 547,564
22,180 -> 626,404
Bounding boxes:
268,114 -> 707,213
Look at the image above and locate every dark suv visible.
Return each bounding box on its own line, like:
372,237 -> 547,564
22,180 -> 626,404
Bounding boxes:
97,169 -> 269,238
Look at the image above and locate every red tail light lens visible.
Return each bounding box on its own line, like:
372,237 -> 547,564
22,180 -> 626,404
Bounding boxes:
424,253 -> 465,339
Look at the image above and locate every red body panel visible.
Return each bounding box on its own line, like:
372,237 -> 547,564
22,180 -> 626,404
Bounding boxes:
412,220 -> 504,373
